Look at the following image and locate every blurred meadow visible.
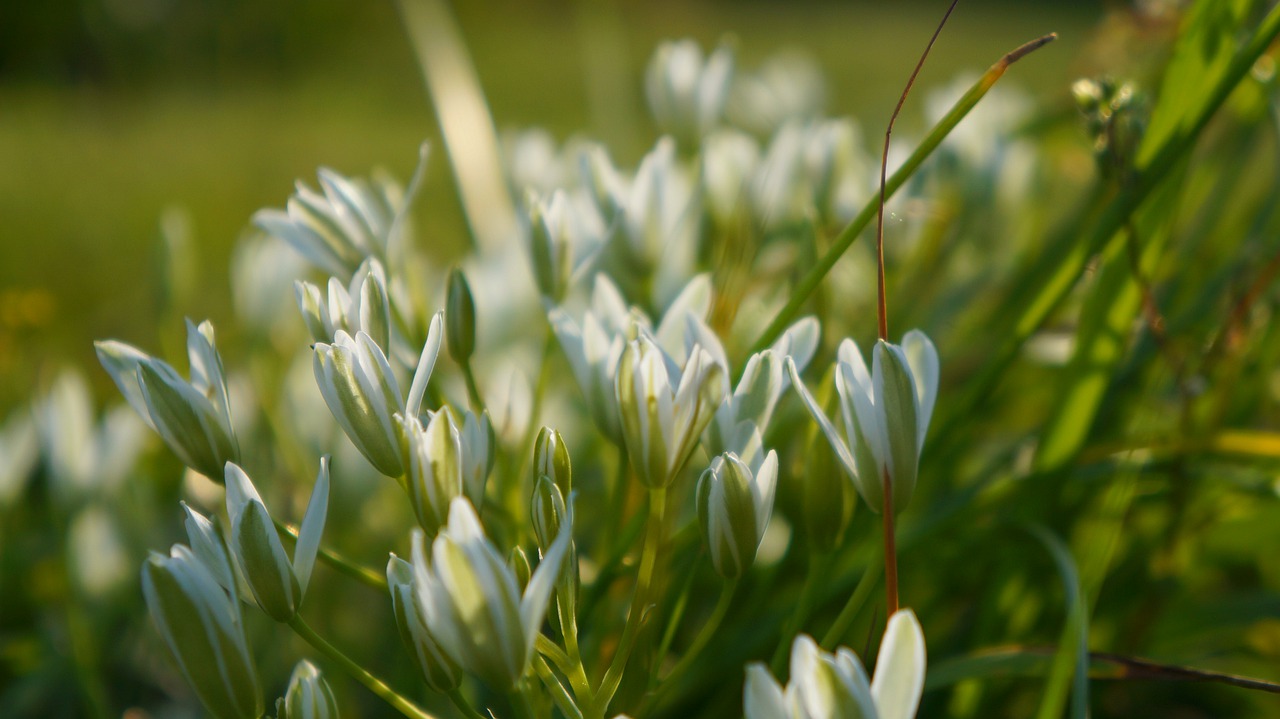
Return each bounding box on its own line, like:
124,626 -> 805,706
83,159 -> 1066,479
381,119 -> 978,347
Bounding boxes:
5,1 -> 1280,718
0,0 -> 1101,410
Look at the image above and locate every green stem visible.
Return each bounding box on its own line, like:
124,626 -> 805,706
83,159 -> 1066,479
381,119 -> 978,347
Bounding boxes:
446,688 -> 488,719
513,679 -> 540,719
590,486 -> 667,718
275,519 -> 387,591
748,32 -> 1058,355
534,655 -> 585,719
820,556 -> 884,650
557,581 -> 593,702
647,578 -> 738,708
461,359 -> 485,414
288,615 -> 436,719
536,633 -> 574,676
770,551 -> 827,674
652,559 -> 700,684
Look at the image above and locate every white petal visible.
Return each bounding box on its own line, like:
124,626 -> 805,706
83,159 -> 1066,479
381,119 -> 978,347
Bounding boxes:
900,330 -> 939,450
870,609 -> 926,719
293,456 -> 330,594
406,312 -> 445,419
786,358 -> 857,479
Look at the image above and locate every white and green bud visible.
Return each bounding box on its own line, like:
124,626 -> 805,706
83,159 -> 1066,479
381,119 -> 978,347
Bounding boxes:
743,610 -> 925,719
527,190 -> 578,302
457,408 -> 495,503
699,316 -> 820,467
701,128 -> 761,231
180,502 -> 246,600
508,546 -> 531,593
789,330 -> 938,515
548,278 -> 630,443
253,167 -> 400,278
400,410 -> 470,536
224,459 -> 329,622
532,426 -> 572,495
281,660 -> 339,719
696,450 -> 778,579
531,474 -> 567,553
645,38 -> 734,145
295,258 -> 391,349
313,312 -> 443,478
141,545 -> 262,719
446,267 -> 476,364
95,319 -> 239,481
411,497 -> 572,690
616,335 -> 725,488
618,137 -> 699,272
387,555 -> 461,693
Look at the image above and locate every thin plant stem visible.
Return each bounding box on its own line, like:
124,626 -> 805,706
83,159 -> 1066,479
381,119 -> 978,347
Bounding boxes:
461,359 -> 485,414
770,550 -> 828,673
748,31 -> 1057,355
534,655 -> 585,719
875,0 -> 960,342
647,577 -> 739,707
446,689 -> 489,719
275,518 -> 387,591
288,615 -> 436,719
590,486 -> 667,718
820,556 -> 883,650
556,580 -> 593,702
651,558 -> 701,684
882,470 -> 900,616
536,633 -> 574,676
514,679 -> 541,719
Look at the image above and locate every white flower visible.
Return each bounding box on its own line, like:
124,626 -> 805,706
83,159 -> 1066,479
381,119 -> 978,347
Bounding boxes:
312,312 -> 443,477
526,189 -> 604,302
411,498 -> 572,689
399,408 -> 491,535
645,39 -> 735,144
141,545 -> 262,719
224,459 -> 329,622
281,660 -> 339,719
95,319 -> 239,481
295,257 -> 392,350
744,610 -> 926,719
789,331 -> 939,515
615,334 -> 725,488
696,450 -> 779,578
253,164 -> 412,278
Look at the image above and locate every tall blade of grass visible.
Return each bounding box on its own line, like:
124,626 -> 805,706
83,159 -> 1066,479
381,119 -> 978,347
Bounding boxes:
748,33 -> 1058,355
935,3 -> 1280,455
397,0 -> 519,254
1027,524 -> 1090,719
1033,0 -> 1260,473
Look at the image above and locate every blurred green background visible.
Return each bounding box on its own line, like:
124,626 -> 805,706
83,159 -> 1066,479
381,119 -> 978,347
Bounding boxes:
0,0 -> 1106,411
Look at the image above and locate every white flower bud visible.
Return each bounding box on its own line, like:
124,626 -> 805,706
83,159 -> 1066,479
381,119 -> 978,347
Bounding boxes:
616,336 -> 725,488
141,545 -> 262,719
387,556 -> 460,693
696,451 -> 778,579
645,39 -> 734,145
789,330 -> 939,515
411,498 -> 572,690
224,459 -> 329,622
282,660 -> 339,719
95,319 -> 239,481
